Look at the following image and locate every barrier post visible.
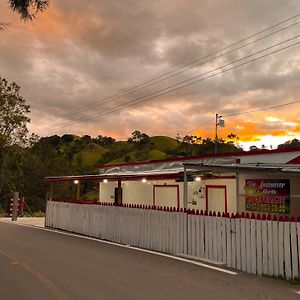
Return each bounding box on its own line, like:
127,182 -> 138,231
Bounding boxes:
11,192 -> 19,221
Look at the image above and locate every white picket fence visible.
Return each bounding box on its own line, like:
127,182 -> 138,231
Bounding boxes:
46,200 -> 300,279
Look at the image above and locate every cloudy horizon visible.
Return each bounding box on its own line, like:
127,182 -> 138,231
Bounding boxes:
1,0 -> 300,149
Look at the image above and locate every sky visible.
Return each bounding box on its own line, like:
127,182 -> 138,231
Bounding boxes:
0,0 -> 300,150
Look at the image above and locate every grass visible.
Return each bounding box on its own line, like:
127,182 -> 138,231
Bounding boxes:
74,143 -> 107,167
151,136 -> 179,152
146,149 -> 168,160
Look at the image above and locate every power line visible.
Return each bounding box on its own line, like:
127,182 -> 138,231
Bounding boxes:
222,100 -> 300,117
39,14 -> 300,126
38,37 -> 300,135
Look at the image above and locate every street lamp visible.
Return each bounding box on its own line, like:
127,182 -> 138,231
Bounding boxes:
215,113 -> 225,154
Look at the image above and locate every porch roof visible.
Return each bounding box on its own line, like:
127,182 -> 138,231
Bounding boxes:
45,169 -> 183,183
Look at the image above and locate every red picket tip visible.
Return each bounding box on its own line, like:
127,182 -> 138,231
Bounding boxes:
217,212 -> 221,217
209,211 -> 212,216
241,212 -> 245,218
256,214 -> 261,220
196,210 -> 200,215
272,215 -> 278,221
279,215 -> 284,222
262,214 -> 266,220
251,213 -> 256,220
212,211 -> 216,217
200,210 -> 204,215
245,212 -> 250,219
267,214 -> 272,221
290,217 -> 296,222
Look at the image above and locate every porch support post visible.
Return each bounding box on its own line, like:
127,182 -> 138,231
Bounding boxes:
76,182 -> 80,201
183,166 -> 188,209
49,182 -> 53,201
236,172 -> 239,213
117,178 -> 122,205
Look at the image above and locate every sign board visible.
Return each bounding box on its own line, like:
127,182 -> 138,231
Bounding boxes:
245,179 -> 290,214
218,119 -> 225,127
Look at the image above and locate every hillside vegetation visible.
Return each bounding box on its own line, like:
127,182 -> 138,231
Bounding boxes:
0,131 -> 243,213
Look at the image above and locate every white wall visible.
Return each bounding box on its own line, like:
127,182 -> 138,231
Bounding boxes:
100,180 -> 182,207
100,177 -> 237,213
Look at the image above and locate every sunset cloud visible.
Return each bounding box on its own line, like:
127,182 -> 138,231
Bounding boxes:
0,0 -> 300,149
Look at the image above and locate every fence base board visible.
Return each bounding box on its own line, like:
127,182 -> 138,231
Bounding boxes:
177,254 -> 225,266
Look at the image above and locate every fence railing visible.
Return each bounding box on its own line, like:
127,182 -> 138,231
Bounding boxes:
45,200 -> 300,279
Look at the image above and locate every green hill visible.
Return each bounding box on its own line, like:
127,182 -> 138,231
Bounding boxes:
146,149 -> 168,160
74,143 -> 107,167
151,136 -> 179,152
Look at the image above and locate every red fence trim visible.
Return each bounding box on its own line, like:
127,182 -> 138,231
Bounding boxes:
49,198 -> 296,220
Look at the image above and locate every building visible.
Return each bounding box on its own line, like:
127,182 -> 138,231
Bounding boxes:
46,147 -> 300,217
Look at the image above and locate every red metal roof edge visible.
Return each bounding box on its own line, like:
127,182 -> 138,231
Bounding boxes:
45,173 -> 183,183
99,147 -> 300,169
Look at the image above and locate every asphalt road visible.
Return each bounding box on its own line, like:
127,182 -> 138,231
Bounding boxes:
0,222 -> 299,300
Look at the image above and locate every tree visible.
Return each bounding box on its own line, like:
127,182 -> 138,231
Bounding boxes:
8,0 -> 49,21
277,139 -> 300,149
128,131 -> 151,145
0,77 -> 30,197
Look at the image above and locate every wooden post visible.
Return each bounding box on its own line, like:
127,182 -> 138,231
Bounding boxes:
11,192 -> 19,221
76,182 -> 80,201
183,166 -> 188,209
50,182 -> 54,200
117,179 -> 122,205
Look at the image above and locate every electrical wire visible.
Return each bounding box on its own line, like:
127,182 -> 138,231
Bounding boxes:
39,14 -> 300,125
222,100 -> 300,117
37,38 -> 300,135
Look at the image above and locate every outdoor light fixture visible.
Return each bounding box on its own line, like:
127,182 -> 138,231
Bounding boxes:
74,180 -> 79,185
103,179 -> 108,183
142,178 -> 147,183
195,176 -> 202,182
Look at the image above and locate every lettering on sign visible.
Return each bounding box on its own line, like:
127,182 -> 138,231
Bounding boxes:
244,179 -> 290,214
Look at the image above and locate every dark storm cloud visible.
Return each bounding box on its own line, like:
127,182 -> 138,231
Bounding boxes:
0,0 -> 300,145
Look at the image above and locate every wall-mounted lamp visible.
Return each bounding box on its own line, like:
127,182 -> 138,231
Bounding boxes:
74,179 -> 79,185
103,179 -> 108,183
142,178 -> 147,183
195,176 -> 202,182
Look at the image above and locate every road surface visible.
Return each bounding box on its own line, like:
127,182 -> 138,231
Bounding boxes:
0,221 -> 298,300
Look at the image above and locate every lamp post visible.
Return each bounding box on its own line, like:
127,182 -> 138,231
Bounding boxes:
215,113 -> 225,154
74,180 -> 80,201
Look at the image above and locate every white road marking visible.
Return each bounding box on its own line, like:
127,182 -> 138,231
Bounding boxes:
8,223 -> 238,275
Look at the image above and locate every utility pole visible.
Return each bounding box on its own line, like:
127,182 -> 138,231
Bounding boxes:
215,113 -> 225,154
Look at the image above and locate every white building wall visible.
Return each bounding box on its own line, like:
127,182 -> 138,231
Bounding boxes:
100,179 -> 182,207
100,177 -> 237,213
186,178 -> 236,213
